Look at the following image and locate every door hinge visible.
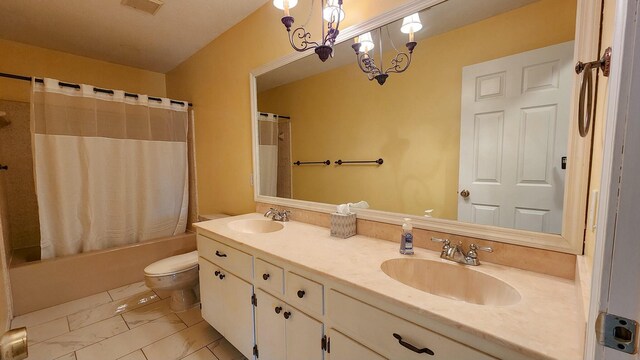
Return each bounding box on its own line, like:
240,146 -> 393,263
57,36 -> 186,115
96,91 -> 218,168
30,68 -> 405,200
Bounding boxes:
253,344 -> 259,358
321,335 -> 330,353
596,312 -> 638,354
251,293 -> 257,306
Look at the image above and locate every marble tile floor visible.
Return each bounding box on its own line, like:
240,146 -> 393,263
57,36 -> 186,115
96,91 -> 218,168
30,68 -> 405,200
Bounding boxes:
11,281 -> 248,360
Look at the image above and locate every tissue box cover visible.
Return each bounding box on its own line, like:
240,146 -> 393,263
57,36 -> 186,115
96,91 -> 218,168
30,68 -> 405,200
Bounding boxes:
330,213 -> 356,238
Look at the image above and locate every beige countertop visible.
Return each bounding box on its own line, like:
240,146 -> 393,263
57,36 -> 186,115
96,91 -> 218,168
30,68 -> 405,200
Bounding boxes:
194,213 -> 584,360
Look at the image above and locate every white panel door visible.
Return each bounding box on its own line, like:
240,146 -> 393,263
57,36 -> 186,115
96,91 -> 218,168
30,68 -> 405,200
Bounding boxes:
255,289 -> 286,360
216,267 -> 255,359
459,41 -> 574,234
199,258 -> 224,333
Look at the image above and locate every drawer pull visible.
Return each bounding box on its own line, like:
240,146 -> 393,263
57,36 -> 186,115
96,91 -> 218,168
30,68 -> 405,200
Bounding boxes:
263,273 -> 270,280
393,333 -> 434,356
215,250 -> 227,258
218,273 -> 226,280
275,306 -> 282,314
283,311 -> 291,319
297,290 -> 306,298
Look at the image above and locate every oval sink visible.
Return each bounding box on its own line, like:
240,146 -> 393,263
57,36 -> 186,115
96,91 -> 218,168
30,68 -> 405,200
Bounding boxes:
381,258 -> 521,306
227,219 -> 284,234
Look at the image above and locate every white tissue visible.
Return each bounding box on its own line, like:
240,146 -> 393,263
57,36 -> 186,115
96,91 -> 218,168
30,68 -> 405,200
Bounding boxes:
336,201 -> 370,215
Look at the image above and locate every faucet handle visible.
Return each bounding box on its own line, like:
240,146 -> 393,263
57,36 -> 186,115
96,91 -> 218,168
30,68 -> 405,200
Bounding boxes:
431,237 -> 450,246
280,210 -> 291,221
469,243 -> 493,253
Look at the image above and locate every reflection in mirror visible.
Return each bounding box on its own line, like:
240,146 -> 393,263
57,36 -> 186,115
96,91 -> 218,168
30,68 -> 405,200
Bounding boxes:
256,0 -> 577,235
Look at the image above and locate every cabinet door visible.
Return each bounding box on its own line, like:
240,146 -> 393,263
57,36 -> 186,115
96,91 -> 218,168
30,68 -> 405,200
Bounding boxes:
285,304 -> 324,360
255,289 -> 286,360
329,329 -> 387,360
199,258 -> 224,332
217,267 -> 255,360
200,258 -> 254,359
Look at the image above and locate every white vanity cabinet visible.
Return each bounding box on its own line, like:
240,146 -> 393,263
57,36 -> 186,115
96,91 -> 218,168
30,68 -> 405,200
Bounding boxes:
197,235 -> 255,359
196,226 -> 514,360
327,290 -> 497,360
328,329 -> 387,360
255,289 -> 324,360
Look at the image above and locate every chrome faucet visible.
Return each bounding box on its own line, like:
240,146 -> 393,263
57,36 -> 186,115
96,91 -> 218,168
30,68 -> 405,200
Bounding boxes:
264,208 -> 291,222
431,237 -> 493,266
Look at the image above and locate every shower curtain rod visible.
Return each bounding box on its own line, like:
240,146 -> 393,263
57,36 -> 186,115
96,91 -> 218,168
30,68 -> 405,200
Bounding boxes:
0,71 -> 193,107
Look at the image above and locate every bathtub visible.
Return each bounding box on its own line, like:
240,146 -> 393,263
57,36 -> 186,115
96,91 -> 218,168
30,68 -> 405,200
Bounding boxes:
9,232 -> 196,315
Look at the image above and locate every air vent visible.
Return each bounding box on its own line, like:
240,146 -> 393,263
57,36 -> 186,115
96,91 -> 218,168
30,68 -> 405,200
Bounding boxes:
121,0 -> 164,15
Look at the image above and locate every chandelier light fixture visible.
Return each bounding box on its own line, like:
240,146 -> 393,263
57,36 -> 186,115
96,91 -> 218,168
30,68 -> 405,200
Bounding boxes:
351,13 -> 423,85
274,0 -> 345,62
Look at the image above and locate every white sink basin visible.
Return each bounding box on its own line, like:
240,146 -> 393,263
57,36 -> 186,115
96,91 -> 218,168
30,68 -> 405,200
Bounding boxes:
381,258 -> 521,306
227,219 -> 284,234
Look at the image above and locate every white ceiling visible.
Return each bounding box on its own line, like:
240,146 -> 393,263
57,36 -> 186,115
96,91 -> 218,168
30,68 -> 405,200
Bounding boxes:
0,0 -> 270,73
257,0 -> 538,92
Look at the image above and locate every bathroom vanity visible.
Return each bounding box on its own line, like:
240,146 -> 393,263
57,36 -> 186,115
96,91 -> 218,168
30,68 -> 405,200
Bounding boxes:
194,214 -> 584,360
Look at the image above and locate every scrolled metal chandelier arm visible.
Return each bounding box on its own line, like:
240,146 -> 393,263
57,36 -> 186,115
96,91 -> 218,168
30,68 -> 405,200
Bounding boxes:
384,47 -> 413,75
288,27 -> 321,51
278,0 -> 343,62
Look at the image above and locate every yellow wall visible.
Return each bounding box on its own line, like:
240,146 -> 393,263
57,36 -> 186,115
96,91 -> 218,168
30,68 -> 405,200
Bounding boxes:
165,0 -> 433,215
0,39 -> 166,103
258,0 -> 577,219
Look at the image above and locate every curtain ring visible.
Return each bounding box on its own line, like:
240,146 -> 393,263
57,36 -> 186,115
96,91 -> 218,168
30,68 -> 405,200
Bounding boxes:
578,63 -> 593,137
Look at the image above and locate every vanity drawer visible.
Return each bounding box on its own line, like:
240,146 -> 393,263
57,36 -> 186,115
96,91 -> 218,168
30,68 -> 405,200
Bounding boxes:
255,258 -> 284,295
197,234 -> 253,282
328,290 -> 497,360
285,271 -> 323,316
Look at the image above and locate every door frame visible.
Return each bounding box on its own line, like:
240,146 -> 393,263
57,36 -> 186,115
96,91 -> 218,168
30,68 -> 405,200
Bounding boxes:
586,0 -> 640,358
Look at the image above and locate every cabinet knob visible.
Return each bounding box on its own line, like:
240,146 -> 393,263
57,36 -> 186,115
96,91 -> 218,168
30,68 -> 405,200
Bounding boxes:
297,290 -> 306,298
274,306 -> 282,314
283,311 -> 291,319
214,271 -> 220,276
263,273 -> 270,281
218,273 -> 225,280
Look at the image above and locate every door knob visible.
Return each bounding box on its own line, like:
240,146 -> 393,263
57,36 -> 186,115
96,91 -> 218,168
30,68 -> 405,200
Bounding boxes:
460,189 -> 470,198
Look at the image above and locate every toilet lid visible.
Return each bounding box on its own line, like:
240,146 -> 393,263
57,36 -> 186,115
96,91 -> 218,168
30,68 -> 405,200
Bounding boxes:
144,250 -> 199,276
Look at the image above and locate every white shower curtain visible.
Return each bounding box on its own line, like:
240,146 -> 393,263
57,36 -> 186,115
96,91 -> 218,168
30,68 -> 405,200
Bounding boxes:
258,113 -> 278,197
32,78 -> 189,259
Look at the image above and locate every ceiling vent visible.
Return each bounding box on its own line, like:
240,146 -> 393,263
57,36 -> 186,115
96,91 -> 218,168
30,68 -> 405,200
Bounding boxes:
121,0 -> 164,15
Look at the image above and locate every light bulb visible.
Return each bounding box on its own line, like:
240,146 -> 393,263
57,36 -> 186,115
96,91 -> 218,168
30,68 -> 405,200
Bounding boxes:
358,32 -> 374,53
323,0 -> 345,22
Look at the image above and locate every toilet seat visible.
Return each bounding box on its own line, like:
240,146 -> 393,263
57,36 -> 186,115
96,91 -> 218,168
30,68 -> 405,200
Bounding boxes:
144,250 -> 199,277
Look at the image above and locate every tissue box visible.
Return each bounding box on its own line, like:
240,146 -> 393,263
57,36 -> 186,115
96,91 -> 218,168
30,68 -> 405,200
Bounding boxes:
330,213 -> 356,238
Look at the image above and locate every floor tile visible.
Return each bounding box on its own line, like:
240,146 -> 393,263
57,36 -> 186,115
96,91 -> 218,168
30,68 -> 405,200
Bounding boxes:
117,350 -> 147,360
108,282 -> 151,302
142,321 -> 222,360
176,306 -> 203,327
122,298 -> 173,329
181,348 -> 216,360
55,353 -> 77,360
69,291 -> 159,330
27,317 -> 69,345
75,314 -> 187,360
208,338 -> 248,360
27,316 -> 128,360
12,292 -> 112,328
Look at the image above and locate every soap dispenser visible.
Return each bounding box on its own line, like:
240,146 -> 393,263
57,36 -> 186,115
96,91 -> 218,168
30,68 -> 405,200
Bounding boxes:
400,218 -> 414,255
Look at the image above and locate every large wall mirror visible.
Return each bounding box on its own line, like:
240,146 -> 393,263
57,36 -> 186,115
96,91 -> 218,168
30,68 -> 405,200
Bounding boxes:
251,0 -> 589,253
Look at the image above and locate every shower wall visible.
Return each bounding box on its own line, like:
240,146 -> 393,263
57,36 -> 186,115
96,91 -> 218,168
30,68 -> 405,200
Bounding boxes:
0,100 -> 40,261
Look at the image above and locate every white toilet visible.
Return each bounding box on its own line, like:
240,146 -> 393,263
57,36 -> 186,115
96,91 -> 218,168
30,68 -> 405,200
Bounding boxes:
144,250 -> 200,312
